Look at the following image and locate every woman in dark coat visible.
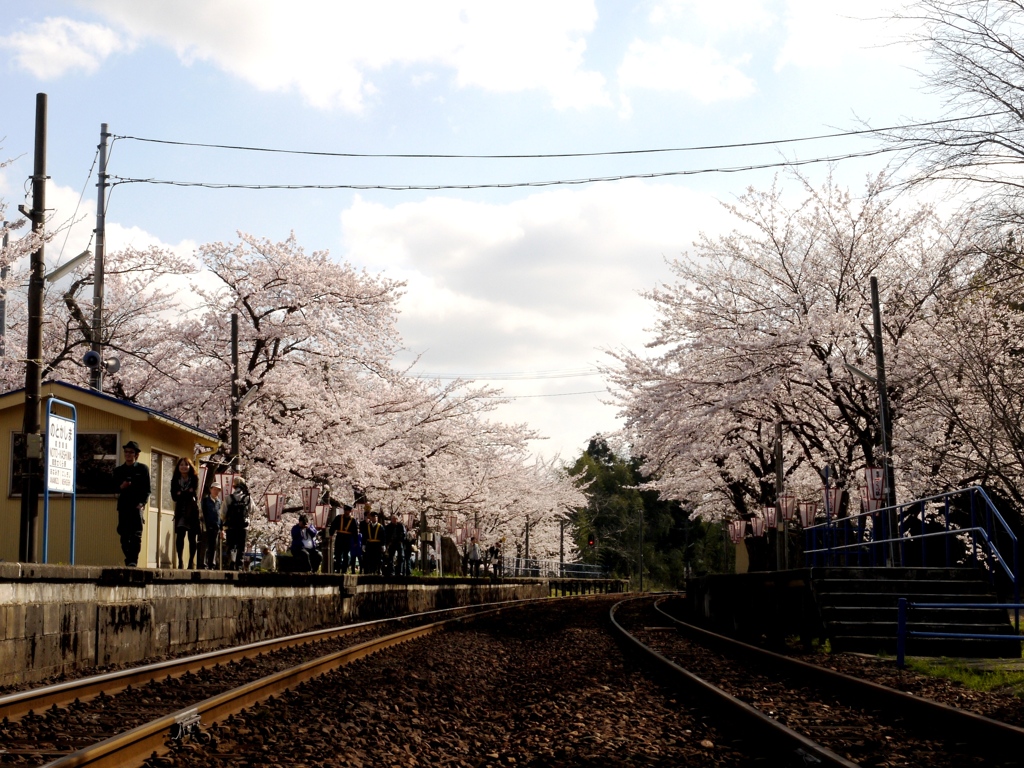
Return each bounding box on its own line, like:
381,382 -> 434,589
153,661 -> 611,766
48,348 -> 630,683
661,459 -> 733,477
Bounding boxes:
171,456 -> 201,569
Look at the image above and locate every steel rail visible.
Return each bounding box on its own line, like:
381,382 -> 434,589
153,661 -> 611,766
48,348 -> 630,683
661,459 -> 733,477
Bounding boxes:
36,595 -> 606,768
610,596 -> 861,768
0,595 -> 540,722
651,597 -> 1024,756
41,621 -> 443,768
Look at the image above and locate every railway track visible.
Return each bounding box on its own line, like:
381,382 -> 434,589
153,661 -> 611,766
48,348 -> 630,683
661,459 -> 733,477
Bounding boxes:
611,595 -> 1024,767
0,598 -> 554,767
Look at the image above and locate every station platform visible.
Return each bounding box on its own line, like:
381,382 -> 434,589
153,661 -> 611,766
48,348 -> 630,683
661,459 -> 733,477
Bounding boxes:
0,562 -> 625,687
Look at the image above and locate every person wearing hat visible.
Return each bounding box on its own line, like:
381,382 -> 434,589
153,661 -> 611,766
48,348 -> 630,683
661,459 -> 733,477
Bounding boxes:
224,476 -> 252,570
361,510 -> 385,575
112,441 -> 150,567
201,480 -> 223,569
329,504 -> 357,573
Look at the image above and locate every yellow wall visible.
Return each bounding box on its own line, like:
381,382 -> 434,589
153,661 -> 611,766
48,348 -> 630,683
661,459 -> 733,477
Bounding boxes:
0,385 -> 219,567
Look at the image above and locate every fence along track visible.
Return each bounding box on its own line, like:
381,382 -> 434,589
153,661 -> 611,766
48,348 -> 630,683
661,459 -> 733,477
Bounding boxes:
609,596 -> 860,768
0,596 -> 542,723
650,597 -> 1024,757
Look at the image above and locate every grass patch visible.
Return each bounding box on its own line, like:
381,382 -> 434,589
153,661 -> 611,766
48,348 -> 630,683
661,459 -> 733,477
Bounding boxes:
907,658 -> 1024,698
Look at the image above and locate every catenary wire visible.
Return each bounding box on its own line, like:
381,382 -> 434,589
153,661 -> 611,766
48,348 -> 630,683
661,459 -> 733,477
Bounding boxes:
108,144 -> 925,192
412,369 -> 599,381
110,112 -> 1005,160
55,147 -> 100,262
483,389 -> 607,399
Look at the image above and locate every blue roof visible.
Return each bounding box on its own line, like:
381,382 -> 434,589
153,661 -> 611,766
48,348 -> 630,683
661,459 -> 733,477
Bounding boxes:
2,380 -> 220,441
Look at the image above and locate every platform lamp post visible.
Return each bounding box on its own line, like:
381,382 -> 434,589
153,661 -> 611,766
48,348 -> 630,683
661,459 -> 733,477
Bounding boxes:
779,494 -> 797,569
559,517 -> 566,578
638,506 -> 645,592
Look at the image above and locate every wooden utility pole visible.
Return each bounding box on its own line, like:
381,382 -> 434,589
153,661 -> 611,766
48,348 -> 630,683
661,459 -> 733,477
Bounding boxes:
20,93 -> 47,563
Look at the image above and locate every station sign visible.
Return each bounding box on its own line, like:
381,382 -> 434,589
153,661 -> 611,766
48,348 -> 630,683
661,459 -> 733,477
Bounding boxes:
47,414 -> 76,493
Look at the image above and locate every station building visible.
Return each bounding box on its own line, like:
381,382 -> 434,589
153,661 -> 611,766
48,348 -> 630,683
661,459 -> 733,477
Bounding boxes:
0,380 -> 220,567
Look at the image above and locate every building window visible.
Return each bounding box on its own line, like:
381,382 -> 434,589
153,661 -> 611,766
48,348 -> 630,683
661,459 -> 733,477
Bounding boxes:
10,431 -> 120,496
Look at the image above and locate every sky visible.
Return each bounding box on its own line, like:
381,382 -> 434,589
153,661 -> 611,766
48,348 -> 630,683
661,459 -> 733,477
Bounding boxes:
0,0 -> 945,462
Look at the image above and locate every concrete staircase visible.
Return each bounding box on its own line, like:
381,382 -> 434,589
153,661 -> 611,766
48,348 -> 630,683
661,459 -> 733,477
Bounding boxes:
812,567 -> 1021,657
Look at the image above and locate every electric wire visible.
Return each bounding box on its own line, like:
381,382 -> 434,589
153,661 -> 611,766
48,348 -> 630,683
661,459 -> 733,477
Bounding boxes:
110,112 -> 1005,160
413,368 -> 598,381
108,144 -> 923,192
484,389 -> 607,399
55,147 -> 99,263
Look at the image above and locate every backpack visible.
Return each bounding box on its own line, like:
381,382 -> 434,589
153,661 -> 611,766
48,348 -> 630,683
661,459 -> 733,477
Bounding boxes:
228,491 -> 250,528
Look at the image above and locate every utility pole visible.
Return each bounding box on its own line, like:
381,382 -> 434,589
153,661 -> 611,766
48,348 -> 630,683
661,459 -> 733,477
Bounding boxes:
90,124 -> 109,391
0,220 -> 8,358
871,276 -> 898,566
231,312 -> 239,470
20,93 -> 47,563
775,421 -> 784,570
870,277 -> 896,510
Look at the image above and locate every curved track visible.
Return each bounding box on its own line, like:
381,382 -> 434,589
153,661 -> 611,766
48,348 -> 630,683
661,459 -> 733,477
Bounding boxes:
611,595 -> 1024,767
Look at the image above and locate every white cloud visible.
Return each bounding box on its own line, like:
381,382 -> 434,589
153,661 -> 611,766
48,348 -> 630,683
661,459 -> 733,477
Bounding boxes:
618,37 -> 755,102
775,0 -> 916,71
339,181 -> 734,456
648,0 -> 776,34
81,0 -> 608,111
340,181 -> 732,360
0,17 -> 125,79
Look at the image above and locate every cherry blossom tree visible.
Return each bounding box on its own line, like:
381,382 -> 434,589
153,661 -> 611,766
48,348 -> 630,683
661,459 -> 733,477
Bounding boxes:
607,174 -> 980,521
0,224 -> 583,559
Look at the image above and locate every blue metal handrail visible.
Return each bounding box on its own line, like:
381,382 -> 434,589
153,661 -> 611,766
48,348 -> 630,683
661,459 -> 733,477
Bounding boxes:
803,486 -> 1019,605
896,597 -> 1023,668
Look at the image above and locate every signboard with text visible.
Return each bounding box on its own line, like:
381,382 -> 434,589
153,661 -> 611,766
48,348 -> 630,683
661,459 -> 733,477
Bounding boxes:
47,414 -> 76,493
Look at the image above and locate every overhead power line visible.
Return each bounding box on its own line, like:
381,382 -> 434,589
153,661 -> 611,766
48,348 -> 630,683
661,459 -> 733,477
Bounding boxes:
109,144 -> 925,193
112,112 -> 1004,160
484,389 -> 607,399
413,368 -> 599,381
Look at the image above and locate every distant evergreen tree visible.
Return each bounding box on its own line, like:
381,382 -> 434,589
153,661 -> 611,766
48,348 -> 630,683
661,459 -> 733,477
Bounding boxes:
567,436 -> 723,588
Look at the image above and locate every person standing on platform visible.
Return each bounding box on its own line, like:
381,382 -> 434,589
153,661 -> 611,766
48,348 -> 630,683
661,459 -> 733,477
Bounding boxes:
330,505 -> 357,573
468,536 -> 482,578
362,511 -> 385,574
202,482 -> 223,569
224,476 -> 251,570
351,522 -> 363,573
385,513 -> 406,576
113,441 -> 150,567
488,543 -> 501,576
171,457 -> 201,569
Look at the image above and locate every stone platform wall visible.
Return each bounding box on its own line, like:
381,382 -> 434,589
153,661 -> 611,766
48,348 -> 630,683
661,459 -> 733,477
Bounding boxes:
0,564 -> 550,687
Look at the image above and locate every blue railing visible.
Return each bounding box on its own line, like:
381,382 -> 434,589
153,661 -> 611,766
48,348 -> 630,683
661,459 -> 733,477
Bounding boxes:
803,486 -> 1020,603
896,598 -> 1023,668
